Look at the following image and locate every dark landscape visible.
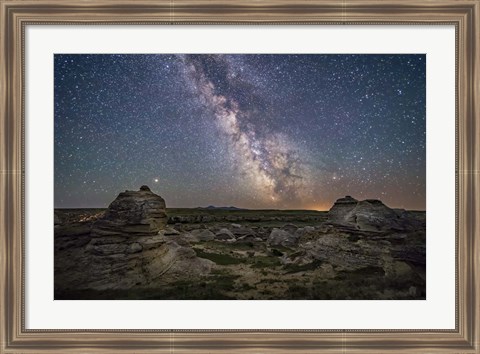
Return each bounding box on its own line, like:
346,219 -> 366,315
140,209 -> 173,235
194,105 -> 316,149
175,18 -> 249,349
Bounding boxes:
54,186 -> 426,300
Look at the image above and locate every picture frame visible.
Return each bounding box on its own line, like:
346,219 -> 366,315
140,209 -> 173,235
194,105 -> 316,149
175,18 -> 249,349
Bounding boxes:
1,0 -> 478,352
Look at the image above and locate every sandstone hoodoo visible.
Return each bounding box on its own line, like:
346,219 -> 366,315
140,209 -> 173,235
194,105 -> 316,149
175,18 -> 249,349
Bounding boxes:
327,195 -> 358,222
346,199 -> 404,231
55,186 -> 216,295
92,185 -> 167,236
327,196 -> 420,232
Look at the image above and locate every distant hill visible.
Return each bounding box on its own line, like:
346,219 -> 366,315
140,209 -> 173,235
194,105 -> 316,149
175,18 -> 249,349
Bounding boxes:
202,205 -> 247,211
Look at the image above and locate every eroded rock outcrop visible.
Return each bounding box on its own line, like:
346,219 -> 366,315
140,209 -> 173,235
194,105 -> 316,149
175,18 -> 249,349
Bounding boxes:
92,185 -> 167,236
215,228 -> 236,241
267,228 -> 299,248
55,186 -> 215,295
327,195 -> 358,222
345,199 -> 405,231
327,196 -> 420,232
189,229 -> 215,242
55,234 -> 214,292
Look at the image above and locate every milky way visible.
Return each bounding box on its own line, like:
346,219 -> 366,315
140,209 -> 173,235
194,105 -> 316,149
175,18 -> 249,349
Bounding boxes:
54,54 -> 425,210
181,55 -> 311,205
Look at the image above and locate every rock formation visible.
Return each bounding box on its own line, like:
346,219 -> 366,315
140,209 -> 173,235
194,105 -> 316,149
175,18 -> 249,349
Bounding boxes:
189,229 -> 215,242
267,228 -> 299,248
327,195 -> 358,222
92,185 -> 167,236
327,196 -> 419,232
55,186 -> 215,295
215,228 -> 236,241
55,234 -> 214,292
345,199 -> 404,231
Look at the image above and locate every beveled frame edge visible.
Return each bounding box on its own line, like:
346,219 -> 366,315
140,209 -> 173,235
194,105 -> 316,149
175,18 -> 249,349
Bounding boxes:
0,0 -> 478,353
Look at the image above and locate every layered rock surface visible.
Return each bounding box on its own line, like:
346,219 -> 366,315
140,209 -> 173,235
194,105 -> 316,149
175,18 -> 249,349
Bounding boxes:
55,234 -> 214,292
267,228 -> 300,248
327,195 -> 358,222
327,196 -> 421,232
92,185 -> 167,236
55,186 -> 214,295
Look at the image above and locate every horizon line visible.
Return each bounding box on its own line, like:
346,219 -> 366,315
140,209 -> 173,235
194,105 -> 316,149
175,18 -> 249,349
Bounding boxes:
53,206 -> 427,212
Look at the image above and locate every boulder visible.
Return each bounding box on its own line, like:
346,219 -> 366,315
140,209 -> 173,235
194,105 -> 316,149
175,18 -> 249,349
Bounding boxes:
303,226 -> 315,233
282,223 -> 298,234
92,185 -> 167,236
215,228 -> 236,241
267,228 -> 299,248
231,226 -> 256,237
162,227 -> 181,236
190,229 -> 215,241
294,226 -> 316,238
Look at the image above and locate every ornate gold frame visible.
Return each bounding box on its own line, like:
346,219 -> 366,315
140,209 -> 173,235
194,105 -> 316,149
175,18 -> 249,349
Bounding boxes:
1,0 -> 479,352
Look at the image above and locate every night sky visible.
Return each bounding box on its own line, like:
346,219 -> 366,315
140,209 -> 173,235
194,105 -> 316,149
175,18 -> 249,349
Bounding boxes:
54,54 -> 425,210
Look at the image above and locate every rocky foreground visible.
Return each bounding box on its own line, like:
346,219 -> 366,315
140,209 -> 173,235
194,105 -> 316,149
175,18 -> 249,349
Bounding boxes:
54,187 -> 426,300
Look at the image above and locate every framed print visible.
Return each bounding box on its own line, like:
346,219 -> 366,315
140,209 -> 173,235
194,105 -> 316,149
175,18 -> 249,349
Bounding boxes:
1,0 -> 479,352
51,52 -> 428,302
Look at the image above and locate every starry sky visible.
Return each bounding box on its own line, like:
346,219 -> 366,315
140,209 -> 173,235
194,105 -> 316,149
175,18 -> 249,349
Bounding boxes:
54,54 -> 425,210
